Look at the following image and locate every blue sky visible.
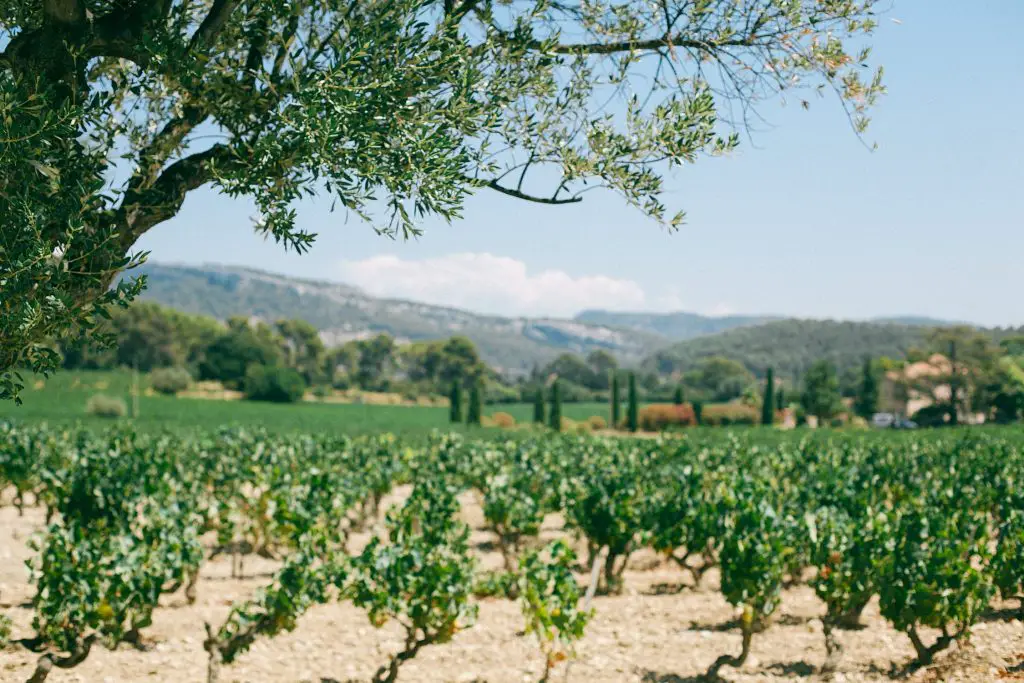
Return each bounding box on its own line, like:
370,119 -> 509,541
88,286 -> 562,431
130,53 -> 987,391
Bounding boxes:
136,3 -> 1024,326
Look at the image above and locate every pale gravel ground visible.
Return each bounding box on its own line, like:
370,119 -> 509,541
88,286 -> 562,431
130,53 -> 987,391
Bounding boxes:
2,499 -> 1022,683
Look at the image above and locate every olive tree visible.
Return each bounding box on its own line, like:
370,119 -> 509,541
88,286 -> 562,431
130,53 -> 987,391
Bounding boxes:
0,0 -> 884,399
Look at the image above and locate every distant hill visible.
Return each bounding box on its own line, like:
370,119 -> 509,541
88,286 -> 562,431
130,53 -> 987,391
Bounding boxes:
133,263 -> 670,375
642,319 -> 932,380
870,315 -> 965,327
574,310 -> 778,340
132,263 -> 988,382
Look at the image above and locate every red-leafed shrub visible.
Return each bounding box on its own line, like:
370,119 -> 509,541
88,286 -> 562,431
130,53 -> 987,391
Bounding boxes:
638,403 -> 697,431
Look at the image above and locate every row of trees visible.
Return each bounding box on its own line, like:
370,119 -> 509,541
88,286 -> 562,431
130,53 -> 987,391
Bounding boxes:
60,302 -> 492,402
55,302 -> 1024,423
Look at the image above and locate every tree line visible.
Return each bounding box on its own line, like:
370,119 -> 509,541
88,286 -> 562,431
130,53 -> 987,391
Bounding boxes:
56,302 -> 1024,426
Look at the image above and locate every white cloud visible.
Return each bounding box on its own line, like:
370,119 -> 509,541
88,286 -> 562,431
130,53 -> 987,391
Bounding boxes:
338,252 -> 654,318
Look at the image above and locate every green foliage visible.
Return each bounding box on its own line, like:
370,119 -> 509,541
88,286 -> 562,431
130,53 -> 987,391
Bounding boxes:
518,540 -> 593,681
878,504 -> 994,664
673,385 -> 684,406
5,420 -> 1024,679
200,325 -> 284,389
207,543 -> 344,676
854,358 -> 880,419
449,380 -> 463,424
533,387 -> 545,425
718,490 -> 791,622
646,459 -> 719,585
646,320 -> 927,384
808,506 -> 891,669
564,441 -> 649,594
243,365 -> 307,404
85,394 -> 127,419
350,482 -> 478,682
700,403 -> 759,426
692,400 -> 704,425
682,356 -> 755,402
467,382 -> 483,426
1,0 -> 885,401
25,430 -> 205,677
473,440 -> 553,570
626,373 -> 639,432
61,302 -> 222,373
911,403 -> 953,428
149,366 -> 193,396
548,381 -> 562,432
610,373 -> 621,427
472,570 -> 519,599
992,506 -> 1024,610
801,360 -> 843,423
761,368 -> 775,426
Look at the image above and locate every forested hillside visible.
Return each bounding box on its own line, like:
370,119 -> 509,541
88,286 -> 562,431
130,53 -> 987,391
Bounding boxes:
642,319 -> 930,380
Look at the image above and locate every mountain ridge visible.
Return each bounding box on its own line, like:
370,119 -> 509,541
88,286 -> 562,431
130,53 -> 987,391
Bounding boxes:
133,263 -> 671,375
131,262 -> 975,379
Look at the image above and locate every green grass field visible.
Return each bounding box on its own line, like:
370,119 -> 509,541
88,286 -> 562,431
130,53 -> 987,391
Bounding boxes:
0,370 -> 615,438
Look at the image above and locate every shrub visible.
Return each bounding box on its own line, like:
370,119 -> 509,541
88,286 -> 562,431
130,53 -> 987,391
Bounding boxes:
149,366 -> 192,395
243,365 -> 307,403
587,415 -> 607,431
701,403 -> 759,427
518,540 -> 593,682
490,412 -> 516,429
85,394 -> 127,418
638,403 -> 696,431
911,403 -> 952,428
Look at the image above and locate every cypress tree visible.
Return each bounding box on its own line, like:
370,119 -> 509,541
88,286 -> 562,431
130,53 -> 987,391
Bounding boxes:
761,367 -> 775,426
948,341 -> 959,426
673,385 -> 684,406
610,373 -> 621,427
693,400 -> 703,426
548,380 -> 562,431
776,386 -> 786,411
532,386 -> 545,424
854,357 -> 879,419
467,381 -> 482,426
449,380 -> 462,423
626,372 -> 639,432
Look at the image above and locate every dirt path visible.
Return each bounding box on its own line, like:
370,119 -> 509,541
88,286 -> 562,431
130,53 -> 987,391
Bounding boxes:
1,503 -> 1022,683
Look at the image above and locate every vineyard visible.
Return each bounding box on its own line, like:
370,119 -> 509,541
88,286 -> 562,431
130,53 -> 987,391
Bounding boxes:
1,424 -> 1023,682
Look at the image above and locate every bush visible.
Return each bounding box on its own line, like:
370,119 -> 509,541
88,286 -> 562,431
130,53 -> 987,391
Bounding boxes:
149,366 -> 192,395
701,403 -> 759,427
243,365 -> 307,403
587,415 -> 607,431
85,394 -> 127,418
638,403 -> 696,431
911,403 -> 952,428
490,412 -> 516,429
572,420 -> 592,436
